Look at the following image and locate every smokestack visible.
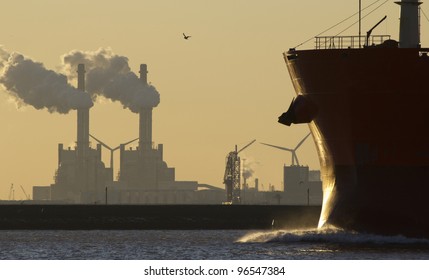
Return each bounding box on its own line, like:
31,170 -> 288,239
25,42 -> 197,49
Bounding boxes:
396,0 -> 422,48
139,64 -> 148,85
139,64 -> 152,151
77,64 -> 89,157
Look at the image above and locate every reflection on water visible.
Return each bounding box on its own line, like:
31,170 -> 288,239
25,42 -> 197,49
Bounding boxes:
0,229 -> 428,260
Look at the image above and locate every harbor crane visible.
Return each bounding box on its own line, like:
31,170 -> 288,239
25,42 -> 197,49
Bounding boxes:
260,133 -> 311,166
223,139 -> 256,204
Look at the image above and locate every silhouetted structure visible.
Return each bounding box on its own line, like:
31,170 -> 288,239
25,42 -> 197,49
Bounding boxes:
50,64 -> 111,203
260,134 -> 322,205
29,64 -> 320,206
113,64 -> 199,203
281,0 -> 429,237
283,165 -> 322,205
223,140 -> 256,204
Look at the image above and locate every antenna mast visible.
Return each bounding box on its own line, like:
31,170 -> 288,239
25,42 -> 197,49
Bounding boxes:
359,0 -> 362,48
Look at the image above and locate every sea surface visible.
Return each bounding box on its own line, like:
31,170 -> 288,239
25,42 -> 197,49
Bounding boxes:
1,228 -> 429,260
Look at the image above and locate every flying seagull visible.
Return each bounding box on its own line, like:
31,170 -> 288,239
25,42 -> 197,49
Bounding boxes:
183,33 -> 191,40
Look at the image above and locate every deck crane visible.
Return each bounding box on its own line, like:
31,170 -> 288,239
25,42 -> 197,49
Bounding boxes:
223,139 -> 256,204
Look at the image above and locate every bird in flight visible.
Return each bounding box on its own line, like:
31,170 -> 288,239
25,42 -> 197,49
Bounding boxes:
183,33 -> 191,40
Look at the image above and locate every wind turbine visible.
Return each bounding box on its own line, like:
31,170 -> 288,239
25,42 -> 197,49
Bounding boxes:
90,134 -> 139,172
260,133 -> 311,166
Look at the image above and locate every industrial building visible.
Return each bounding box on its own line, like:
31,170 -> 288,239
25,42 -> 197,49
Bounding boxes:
260,134 -> 323,205
50,64 -> 112,203
282,165 -> 322,205
113,64 -> 199,203
33,63 -> 208,204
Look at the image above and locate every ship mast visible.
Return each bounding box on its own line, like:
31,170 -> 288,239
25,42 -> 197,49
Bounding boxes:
396,0 -> 422,48
359,0 -> 362,48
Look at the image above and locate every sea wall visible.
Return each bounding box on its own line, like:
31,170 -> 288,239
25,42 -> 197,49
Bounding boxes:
0,204 -> 321,230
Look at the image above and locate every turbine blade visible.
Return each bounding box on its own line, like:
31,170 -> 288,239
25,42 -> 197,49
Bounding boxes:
260,142 -> 293,152
122,137 -> 139,146
112,137 -> 139,151
89,134 -> 113,151
238,139 -> 256,154
294,132 -> 311,151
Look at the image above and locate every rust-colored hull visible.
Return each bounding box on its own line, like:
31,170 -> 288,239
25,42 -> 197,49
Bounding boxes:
284,47 -> 429,238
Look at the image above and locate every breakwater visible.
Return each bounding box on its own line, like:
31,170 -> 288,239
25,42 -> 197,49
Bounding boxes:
0,204 -> 321,230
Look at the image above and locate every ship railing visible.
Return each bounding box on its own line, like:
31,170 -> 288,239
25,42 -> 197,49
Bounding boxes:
315,35 -> 391,49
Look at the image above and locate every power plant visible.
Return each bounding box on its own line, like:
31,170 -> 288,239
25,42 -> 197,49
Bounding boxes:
115,64 -> 199,203
119,65 -> 182,189
33,63 -> 208,204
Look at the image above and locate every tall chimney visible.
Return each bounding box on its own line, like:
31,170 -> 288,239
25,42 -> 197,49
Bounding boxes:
77,64 -> 89,158
139,64 -> 153,151
396,0 -> 422,48
139,64 -> 148,85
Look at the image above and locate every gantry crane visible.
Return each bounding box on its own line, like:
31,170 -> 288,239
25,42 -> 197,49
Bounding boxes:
223,139 -> 256,204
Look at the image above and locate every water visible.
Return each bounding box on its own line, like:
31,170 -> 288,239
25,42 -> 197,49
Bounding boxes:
1,228 -> 429,259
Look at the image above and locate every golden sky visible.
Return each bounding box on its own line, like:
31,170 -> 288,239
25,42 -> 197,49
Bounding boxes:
0,0 -> 427,199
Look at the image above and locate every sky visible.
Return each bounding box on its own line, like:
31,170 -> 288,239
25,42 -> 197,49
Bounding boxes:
0,0 -> 428,199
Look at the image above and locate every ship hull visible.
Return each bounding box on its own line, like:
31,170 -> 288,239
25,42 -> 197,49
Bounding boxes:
285,46 -> 429,238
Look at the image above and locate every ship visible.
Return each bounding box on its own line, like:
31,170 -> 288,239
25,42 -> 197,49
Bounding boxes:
280,0 -> 429,238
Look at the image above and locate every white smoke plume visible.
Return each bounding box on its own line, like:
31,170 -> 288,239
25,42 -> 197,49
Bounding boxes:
61,48 -> 160,113
0,47 -> 93,114
243,167 -> 254,180
0,46 -> 10,69
242,158 -> 259,180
